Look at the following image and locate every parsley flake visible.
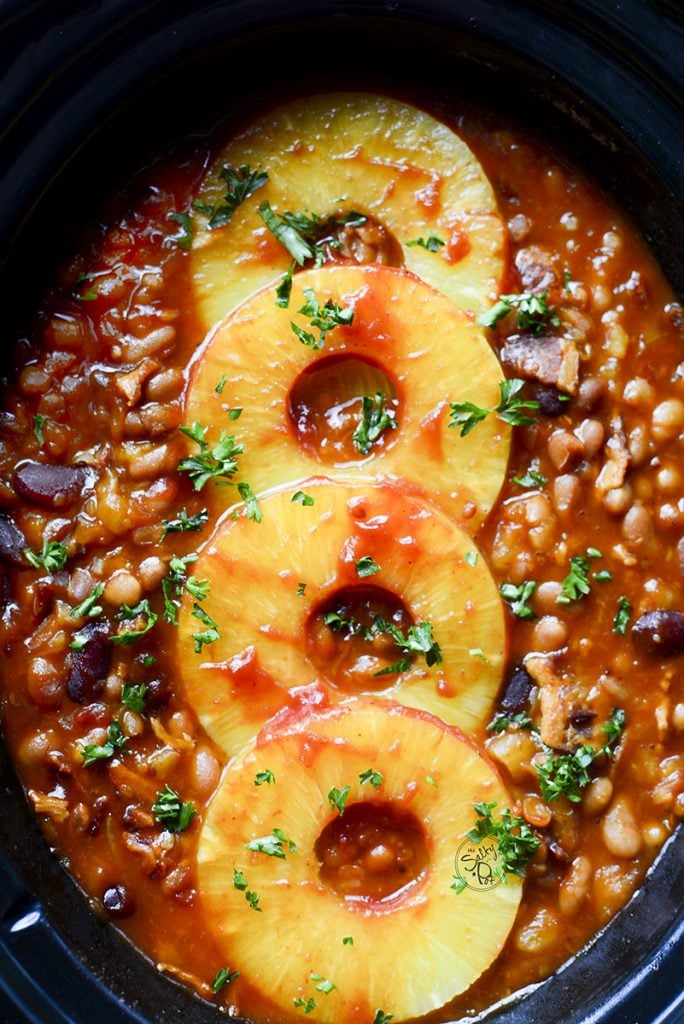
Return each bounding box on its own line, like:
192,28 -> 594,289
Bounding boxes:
406,234 -> 444,252
328,786 -> 350,816
245,828 -> 297,859
463,801 -> 540,880
151,784 -> 195,832
297,582 -> 307,597
276,261 -> 296,308
33,414 -> 47,444
487,711 -> 534,734
191,602 -> 220,653
500,580 -> 538,620
373,619 -> 442,676
373,1012 -> 394,1024
195,165 -> 268,229
352,392 -> 397,455
359,768 -> 383,787
536,708 -> 625,803
464,550 -> 478,567
81,721 -> 127,767
342,936 -> 354,946
121,683 -> 147,714
254,769 -> 275,786
310,973 -> 335,994
167,211 -> 193,250
613,596 -> 632,635
24,538 -> 68,573
478,290 -> 561,335
293,997 -> 316,1014
213,967 -> 239,992
292,490 -> 314,506
355,555 -> 381,578
291,287 -> 354,350
449,379 -> 539,436
237,481 -> 263,523
161,507 -> 208,540
111,599 -> 158,645
178,422 -> 243,491
512,469 -> 548,488
70,582 -> 104,619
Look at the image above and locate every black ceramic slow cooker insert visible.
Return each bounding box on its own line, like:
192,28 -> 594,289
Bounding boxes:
0,2 -> 682,1023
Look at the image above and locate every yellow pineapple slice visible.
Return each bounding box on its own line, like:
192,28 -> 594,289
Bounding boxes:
184,263 -> 510,528
176,478 -> 505,759
190,92 -> 504,330
198,699 -> 523,1023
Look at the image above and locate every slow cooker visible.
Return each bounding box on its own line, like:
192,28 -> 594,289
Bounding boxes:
0,1 -> 682,1022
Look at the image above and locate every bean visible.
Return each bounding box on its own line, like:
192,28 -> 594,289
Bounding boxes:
558,855 -> 592,917
583,776 -> 614,816
522,796 -> 552,828
499,662 -> 533,713
575,418 -> 605,458
13,461 -> 89,510
102,884 -> 135,919
622,504 -> 652,545
191,747 -> 221,796
514,908 -> 559,953
67,620 -> 112,703
601,798 -> 643,858
672,703 -> 684,732
533,385 -> 567,418
26,657 -> 64,710
17,730 -> 57,767
548,430 -> 585,471
576,376 -> 606,412
628,423 -> 650,466
602,485 -> 632,516
632,610 -> 684,657
139,556 -> 166,591
146,368 -> 184,402
532,616 -> 568,652
145,676 -> 171,709
524,493 -> 551,526
104,571 -> 142,607
535,580 -> 564,614
0,514 -> 28,567
552,474 -> 581,513
121,710 -> 144,738
651,398 -> 684,443
623,377 -> 654,407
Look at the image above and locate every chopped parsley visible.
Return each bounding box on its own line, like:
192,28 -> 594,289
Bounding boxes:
259,202 -> 367,267
162,554 -> 210,625
71,271 -> 98,302
24,538 -> 68,573
512,469 -> 548,488
292,490 -> 314,506
464,551 -> 478,567
359,768 -> 383,787
111,599 -> 158,645
33,414 -> 47,445
557,549 -> 603,605
227,407 -> 242,421
352,392 -> 397,455
161,507 -> 208,540
291,287 -> 354,350
215,374 -> 227,395
373,1012 -> 394,1024
613,596 -> 632,635
593,569 -> 613,583
500,580 -> 538,620
194,165 -> 269,229
406,234 -> 444,252
254,769 -> 275,786
487,711 -> 535,734
296,582 -> 306,597
232,869 -> 262,912
293,997 -> 316,1014
258,202 -> 315,265
461,801 -> 541,881
478,290 -> 561,335
121,683 -> 147,714
373,619 -> 442,676
191,602 -> 220,653
178,422 -> 243,491
328,785 -> 350,816
81,721 -> 127,767
355,555 -> 381,578
245,828 -> 297,859
536,708 -> 625,803
213,967 -> 239,992
468,647 -> 491,664
167,211 -> 193,250
449,379 -> 539,436
151,784 -> 196,832
237,481 -> 263,523
342,935 -> 354,946
70,582 -> 104,619
275,261 -> 296,308
310,973 -> 335,994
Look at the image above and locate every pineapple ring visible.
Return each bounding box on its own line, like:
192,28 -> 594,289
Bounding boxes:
190,92 -> 504,330
184,263 -> 510,528
198,700 -> 522,1023
176,479 -> 505,758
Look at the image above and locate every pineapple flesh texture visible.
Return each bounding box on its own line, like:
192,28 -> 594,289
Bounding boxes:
190,92 -> 504,330
198,699 -> 522,1024
176,479 -> 505,759
184,263 -> 510,529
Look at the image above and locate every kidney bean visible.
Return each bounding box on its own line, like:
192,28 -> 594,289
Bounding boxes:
13,461 -> 89,509
144,676 -> 171,708
102,884 -> 135,918
533,385 -> 567,418
632,610 -> 684,657
499,662 -> 533,713
67,620 -> 112,703
0,514 -> 28,567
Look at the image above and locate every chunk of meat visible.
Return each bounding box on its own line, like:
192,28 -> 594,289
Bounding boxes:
526,655 -> 567,749
595,417 -> 630,493
502,333 -> 579,394
115,358 -> 161,407
515,245 -> 560,295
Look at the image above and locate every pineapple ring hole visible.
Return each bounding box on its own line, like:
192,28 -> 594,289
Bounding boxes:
287,355 -> 401,465
306,584 -> 414,691
315,801 -> 430,903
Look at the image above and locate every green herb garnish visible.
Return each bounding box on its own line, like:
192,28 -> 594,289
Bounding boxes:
328,786 -> 350,816
500,580 -> 538,620
33,414 -> 47,445
191,602 -> 220,653
292,490 -> 314,506
161,507 -> 208,539
245,828 -> 297,859
613,596 -> 632,635
449,379 -> 539,436
213,967 -> 239,992
359,768 -> 383,787
121,683 -> 147,714
178,422 -> 243,491
151,784 -> 195,832
237,481 -> 263,523
478,290 -> 561,335
167,211 -> 193,250
352,392 -> 397,455
254,769 -> 275,786
70,582 -> 104,619
355,555 -> 381,578
81,721 -> 127,767
111,599 -> 158,645
24,538 -> 68,573
195,165 -> 268,229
